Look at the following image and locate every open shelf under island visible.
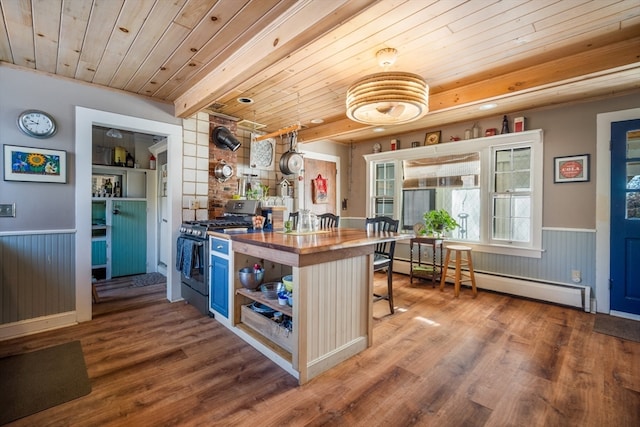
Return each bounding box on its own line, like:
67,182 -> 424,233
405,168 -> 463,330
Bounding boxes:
226,228 -> 409,384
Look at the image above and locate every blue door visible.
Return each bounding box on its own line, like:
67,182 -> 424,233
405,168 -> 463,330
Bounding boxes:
610,119 -> 640,315
111,201 -> 147,277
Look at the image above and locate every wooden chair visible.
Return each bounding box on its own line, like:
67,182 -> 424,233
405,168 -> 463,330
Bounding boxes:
288,211 -> 299,230
318,213 -> 340,229
365,216 -> 399,314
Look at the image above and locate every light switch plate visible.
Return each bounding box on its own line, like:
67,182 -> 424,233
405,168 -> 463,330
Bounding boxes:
0,203 -> 16,217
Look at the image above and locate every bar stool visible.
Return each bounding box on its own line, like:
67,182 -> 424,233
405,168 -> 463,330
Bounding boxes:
439,245 -> 477,298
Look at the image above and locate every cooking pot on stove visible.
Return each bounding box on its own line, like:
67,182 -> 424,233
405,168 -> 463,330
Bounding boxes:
279,132 -> 303,175
213,160 -> 234,182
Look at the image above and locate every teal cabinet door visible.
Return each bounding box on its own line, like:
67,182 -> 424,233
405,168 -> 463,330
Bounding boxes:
111,201 -> 146,277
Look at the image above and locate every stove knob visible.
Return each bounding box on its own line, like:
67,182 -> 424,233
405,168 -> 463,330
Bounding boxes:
195,230 -> 202,237
179,227 -> 185,233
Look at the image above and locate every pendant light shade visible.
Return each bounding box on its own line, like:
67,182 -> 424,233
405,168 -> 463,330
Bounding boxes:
346,48 -> 428,125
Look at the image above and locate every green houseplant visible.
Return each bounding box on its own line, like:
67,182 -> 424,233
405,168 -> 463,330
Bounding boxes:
422,209 -> 459,237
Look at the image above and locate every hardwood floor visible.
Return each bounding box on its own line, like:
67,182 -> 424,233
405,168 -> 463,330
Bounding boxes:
1,274 -> 638,426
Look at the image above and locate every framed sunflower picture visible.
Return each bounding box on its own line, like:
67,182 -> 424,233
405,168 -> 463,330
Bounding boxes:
4,144 -> 67,183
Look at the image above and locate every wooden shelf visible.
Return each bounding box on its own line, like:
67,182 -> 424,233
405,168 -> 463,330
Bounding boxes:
236,288 -> 292,317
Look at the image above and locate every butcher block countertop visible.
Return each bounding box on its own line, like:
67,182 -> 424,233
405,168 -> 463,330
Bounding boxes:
229,228 -> 409,255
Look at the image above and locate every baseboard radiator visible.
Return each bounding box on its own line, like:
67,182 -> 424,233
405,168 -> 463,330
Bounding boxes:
394,260 -> 591,312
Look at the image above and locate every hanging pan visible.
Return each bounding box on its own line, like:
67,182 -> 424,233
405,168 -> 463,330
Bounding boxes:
279,132 -> 303,175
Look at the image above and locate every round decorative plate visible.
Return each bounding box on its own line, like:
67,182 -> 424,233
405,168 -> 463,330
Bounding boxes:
413,223 -> 425,235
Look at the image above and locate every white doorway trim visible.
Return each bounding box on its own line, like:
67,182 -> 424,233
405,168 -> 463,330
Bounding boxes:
595,107 -> 640,317
297,151 -> 341,213
75,107 -> 183,322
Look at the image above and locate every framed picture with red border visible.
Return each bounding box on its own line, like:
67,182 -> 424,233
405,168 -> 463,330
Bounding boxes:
554,154 -> 590,183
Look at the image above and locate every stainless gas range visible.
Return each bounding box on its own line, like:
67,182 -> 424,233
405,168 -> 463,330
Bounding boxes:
176,200 -> 259,315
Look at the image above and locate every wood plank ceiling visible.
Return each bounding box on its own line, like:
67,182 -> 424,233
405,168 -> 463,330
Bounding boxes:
1,0 -> 638,144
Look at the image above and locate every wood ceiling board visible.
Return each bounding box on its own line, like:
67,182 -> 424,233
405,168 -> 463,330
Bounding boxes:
176,0 -> 379,114
55,0 -> 92,78
217,0 -> 606,128
430,38 -> 640,110
433,22 -> 640,93
219,0 -> 383,100
2,0 -> 35,68
173,0 -> 371,117
172,0 -> 219,30
143,0 -> 250,99
32,0 -> 61,73
107,0 -> 188,89
123,22 -> 191,94
91,0 -> 156,86
216,1 -> 455,122
156,0 -> 290,101
413,17 -> 636,92
532,0 -> 637,32
74,0 -> 124,82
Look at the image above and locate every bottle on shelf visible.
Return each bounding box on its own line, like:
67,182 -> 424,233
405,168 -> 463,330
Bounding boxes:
126,152 -> 135,168
114,181 -> 121,197
501,115 -> 510,134
472,122 -> 481,138
104,179 -> 113,196
149,154 -> 156,170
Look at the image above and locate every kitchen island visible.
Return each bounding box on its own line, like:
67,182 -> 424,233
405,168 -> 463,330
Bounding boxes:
227,228 -> 408,384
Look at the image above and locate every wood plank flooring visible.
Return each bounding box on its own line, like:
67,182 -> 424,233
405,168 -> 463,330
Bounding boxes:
1,274 -> 638,426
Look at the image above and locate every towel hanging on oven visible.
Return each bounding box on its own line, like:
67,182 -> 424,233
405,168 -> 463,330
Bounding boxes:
176,237 -> 201,278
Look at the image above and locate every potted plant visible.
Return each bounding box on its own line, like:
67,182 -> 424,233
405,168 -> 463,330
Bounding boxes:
422,209 -> 459,237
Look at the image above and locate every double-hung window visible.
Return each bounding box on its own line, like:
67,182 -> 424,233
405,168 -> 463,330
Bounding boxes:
492,146 -> 532,244
373,161 -> 395,217
364,130 -> 543,258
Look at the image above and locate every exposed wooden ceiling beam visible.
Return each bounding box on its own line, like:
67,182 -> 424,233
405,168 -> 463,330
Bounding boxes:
298,37 -> 640,143
173,0 -> 377,118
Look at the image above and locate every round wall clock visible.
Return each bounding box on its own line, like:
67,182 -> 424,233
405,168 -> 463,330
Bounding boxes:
17,110 -> 57,138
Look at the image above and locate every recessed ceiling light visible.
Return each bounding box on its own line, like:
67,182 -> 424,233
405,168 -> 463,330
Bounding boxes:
237,97 -> 254,104
310,118 -> 324,124
479,103 -> 497,110
372,127 -> 385,132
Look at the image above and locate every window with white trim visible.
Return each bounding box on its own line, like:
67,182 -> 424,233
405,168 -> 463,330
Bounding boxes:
364,130 -> 543,257
373,161 -> 395,217
491,146 -> 532,244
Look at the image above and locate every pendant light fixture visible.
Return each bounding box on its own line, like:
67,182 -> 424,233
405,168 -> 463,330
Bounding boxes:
346,48 -> 428,125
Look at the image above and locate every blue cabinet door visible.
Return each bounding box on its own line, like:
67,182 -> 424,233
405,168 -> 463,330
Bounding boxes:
210,253 -> 229,317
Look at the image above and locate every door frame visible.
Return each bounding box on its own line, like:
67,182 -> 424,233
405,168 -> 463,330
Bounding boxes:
596,107 -> 640,319
297,150 -> 341,213
75,107 -> 183,322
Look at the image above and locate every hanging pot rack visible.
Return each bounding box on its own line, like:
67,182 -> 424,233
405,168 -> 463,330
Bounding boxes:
254,123 -> 301,142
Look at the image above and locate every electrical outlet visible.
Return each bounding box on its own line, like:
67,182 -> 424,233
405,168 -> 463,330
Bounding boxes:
189,199 -> 199,210
571,270 -> 581,283
0,203 -> 16,217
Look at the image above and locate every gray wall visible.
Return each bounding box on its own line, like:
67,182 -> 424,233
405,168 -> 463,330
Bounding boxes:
0,65 -> 182,326
0,65 -> 180,232
341,92 -> 640,228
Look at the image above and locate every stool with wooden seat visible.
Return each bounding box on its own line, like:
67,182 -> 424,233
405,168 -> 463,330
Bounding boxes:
439,245 -> 477,298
